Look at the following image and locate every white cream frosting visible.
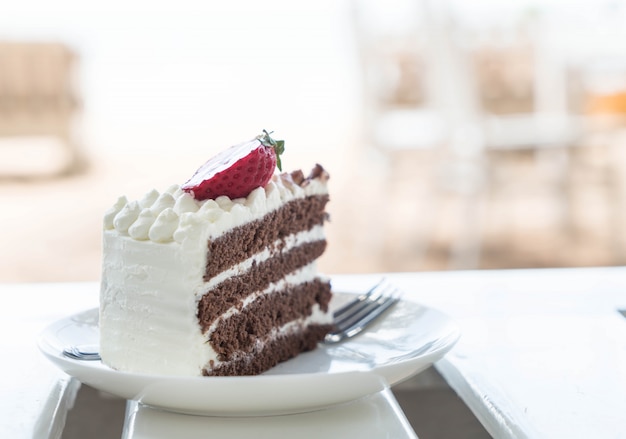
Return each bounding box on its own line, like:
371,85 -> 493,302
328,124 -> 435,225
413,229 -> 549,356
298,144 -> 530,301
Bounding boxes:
103,173 -> 328,244
99,171 -> 330,376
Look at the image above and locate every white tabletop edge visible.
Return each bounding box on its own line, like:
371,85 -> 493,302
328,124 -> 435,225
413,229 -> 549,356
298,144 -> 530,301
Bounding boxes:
435,358 -> 537,439
34,378 -> 82,439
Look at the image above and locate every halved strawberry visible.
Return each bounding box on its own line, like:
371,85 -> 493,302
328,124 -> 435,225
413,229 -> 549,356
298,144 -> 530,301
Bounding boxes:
182,130 -> 285,201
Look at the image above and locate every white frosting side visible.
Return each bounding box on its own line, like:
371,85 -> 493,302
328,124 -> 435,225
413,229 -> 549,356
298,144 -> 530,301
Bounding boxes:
100,233 -> 211,376
99,171 -> 330,377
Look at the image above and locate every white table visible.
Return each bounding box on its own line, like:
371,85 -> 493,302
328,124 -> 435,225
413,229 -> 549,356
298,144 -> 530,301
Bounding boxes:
0,282 -> 98,439
3,267 -> 626,438
333,267 -> 626,439
122,389 -> 416,439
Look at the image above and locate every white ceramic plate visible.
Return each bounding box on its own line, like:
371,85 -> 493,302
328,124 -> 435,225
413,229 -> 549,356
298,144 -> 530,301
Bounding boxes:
38,293 -> 460,416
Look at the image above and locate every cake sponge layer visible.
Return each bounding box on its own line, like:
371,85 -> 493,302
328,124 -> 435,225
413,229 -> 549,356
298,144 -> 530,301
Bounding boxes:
204,323 -> 334,376
205,194 -> 329,279
210,278 -> 332,361
198,240 -> 328,332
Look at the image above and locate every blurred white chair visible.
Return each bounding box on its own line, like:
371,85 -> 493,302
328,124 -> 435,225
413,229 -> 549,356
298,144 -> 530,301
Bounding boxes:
0,41 -> 86,178
351,0 -> 601,269
351,0 -> 489,269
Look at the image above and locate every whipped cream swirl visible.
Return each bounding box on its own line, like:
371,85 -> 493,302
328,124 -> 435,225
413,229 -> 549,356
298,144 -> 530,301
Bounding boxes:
103,170 -> 328,243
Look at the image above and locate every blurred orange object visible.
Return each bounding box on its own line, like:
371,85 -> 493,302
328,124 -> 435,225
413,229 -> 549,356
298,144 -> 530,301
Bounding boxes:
586,91 -> 626,115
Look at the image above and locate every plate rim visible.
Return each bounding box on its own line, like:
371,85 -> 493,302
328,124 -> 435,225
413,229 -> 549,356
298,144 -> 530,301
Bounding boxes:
38,296 -> 460,415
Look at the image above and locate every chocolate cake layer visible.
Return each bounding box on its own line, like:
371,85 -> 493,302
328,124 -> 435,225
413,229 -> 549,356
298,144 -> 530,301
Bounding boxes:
205,194 -> 329,280
210,279 -> 332,360
204,323 -> 333,376
197,240 -> 327,332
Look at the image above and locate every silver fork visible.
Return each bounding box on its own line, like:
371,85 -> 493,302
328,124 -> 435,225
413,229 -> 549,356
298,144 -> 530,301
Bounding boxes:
324,278 -> 402,344
63,279 -> 402,360
62,344 -> 101,361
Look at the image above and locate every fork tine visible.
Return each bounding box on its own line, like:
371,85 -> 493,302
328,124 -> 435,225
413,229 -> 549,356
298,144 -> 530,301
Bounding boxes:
332,278 -> 386,319
63,345 -> 101,361
333,283 -> 393,327
325,280 -> 402,343
338,293 -> 400,340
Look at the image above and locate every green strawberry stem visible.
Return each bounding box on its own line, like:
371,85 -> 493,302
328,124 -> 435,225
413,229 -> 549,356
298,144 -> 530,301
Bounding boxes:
258,130 -> 285,171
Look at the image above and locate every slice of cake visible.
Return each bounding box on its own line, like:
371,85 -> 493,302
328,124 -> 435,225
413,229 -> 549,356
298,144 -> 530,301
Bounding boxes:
99,131 -> 334,376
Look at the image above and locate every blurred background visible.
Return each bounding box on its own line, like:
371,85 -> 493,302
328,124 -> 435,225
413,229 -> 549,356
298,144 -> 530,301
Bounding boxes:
2,0 -> 626,282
